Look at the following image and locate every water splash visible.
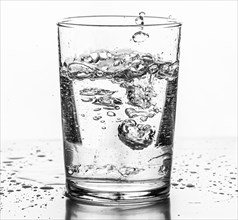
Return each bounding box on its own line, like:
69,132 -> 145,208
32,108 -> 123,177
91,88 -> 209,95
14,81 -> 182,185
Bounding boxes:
135,11 -> 145,28
132,12 -> 149,43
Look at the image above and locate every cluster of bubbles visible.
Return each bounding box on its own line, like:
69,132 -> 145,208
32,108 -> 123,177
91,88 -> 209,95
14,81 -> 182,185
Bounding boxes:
67,163 -> 144,177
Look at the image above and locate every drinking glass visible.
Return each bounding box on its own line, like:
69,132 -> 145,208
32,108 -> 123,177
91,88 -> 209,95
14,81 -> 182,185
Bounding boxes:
57,15 -> 182,205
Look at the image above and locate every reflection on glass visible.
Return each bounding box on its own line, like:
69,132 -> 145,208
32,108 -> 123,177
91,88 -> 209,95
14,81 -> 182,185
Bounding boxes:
65,198 -> 171,220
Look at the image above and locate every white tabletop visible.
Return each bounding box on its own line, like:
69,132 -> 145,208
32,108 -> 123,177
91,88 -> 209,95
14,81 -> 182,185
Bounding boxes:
0,138 -> 237,219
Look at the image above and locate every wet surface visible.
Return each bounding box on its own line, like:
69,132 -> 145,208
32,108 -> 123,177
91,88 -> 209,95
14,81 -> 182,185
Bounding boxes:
0,138 -> 237,219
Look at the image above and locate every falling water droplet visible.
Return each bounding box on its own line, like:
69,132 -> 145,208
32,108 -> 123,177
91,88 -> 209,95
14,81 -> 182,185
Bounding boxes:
139,11 -> 146,17
132,31 -> 149,43
135,12 -> 145,26
132,12 -> 149,43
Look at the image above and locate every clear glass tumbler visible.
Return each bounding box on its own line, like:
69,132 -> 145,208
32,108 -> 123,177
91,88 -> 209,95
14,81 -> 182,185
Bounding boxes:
57,15 -> 182,205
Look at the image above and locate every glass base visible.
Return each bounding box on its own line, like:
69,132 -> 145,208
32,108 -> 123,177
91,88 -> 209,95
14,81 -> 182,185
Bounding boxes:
65,178 -> 170,206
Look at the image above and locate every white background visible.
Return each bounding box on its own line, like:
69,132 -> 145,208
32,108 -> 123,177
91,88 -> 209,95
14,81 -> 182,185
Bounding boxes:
1,1 -> 237,140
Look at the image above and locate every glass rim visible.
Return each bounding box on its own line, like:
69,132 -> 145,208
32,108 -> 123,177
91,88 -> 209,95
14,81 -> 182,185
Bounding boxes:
57,15 -> 182,28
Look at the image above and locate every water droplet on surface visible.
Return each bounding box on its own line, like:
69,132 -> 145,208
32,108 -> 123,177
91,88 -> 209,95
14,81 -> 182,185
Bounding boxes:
172,183 -> 179,186
103,106 -> 116,110
8,157 -> 24,160
39,186 -> 54,190
186,184 -> 195,188
107,111 -> 116,117
93,116 -> 102,121
81,97 -> 93,102
140,116 -> 148,122
22,185 -> 32,188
